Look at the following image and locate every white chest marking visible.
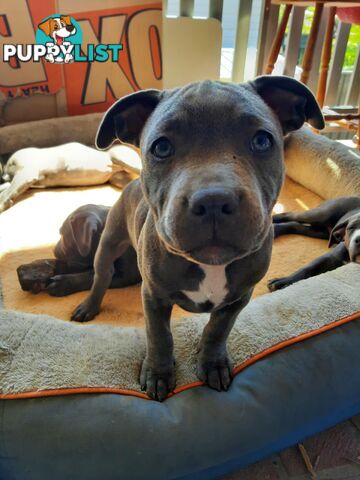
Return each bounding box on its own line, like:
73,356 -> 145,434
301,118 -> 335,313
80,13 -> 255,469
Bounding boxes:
182,264 -> 228,307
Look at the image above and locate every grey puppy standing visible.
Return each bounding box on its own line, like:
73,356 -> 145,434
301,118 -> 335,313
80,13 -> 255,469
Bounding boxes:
70,76 -> 324,401
268,196 -> 360,291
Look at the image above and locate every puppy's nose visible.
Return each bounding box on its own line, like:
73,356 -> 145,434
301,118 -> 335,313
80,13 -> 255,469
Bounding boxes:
189,188 -> 240,218
355,236 -> 360,245
66,25 -> 74,32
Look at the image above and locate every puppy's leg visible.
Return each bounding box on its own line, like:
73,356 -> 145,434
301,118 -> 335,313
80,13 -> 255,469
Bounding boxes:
47,270 -> 94,296
47,249 -> 141,297
273,198 -> 360,226
273,209 -> 326,225
197,292 -> 252,391
268,242 -> 348,291
17,259 -> 92,293
71,198 -> 130,322
140,286 -> 175,402
273,222 -> 328,239
0,169 -> 40,213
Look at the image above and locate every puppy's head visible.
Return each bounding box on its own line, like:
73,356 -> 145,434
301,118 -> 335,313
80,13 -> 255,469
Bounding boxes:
56,207 -> 105,260
38,15 -> 76,44
96,77 -> 324,265
329,212 -> 360,263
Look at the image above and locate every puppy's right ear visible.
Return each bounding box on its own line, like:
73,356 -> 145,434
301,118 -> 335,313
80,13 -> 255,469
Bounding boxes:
96,89 -> 162,150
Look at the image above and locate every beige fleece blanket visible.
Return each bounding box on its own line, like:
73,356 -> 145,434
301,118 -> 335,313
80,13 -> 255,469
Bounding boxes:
0,263 -> 359,398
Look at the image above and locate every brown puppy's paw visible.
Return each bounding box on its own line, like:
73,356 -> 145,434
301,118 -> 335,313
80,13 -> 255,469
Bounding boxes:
46,275 -> 74,297
140,358 -> 176,402
197,353 -> 233,392
267,277 -> 292,292
71,299 -> 100,322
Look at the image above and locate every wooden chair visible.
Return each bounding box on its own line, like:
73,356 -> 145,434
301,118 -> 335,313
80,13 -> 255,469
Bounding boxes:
263,1 -> 360,148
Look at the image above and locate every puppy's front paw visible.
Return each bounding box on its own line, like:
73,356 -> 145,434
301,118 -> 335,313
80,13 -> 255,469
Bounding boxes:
197,351 -> 233,392
46,275 -> 74,297
71,299 -> 100,322
267,277 -> 292,292
140,358 -> 176,402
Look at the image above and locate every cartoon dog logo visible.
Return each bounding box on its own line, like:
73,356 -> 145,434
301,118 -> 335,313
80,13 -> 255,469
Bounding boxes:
38,15 -> 77,63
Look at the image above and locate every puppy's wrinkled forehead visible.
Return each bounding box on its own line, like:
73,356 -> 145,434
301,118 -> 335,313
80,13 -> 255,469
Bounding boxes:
144,81 -> 277,140
95,76 -> 324,151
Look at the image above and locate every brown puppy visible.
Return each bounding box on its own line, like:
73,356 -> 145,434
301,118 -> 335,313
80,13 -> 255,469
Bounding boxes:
17,204 -> 140,295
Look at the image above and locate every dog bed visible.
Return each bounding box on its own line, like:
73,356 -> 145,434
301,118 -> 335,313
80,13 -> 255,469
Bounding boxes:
0,265 -> 359,480
0,142 -> 360,478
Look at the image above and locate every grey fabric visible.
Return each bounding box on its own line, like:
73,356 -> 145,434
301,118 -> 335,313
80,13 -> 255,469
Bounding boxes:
1,319 -> 359,480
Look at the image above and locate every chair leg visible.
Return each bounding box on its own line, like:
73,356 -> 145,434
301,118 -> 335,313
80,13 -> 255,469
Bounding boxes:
300,2 -> 324,85
265,4 -> 292,75
357,102 -> 360,150
316,6 -> 336,107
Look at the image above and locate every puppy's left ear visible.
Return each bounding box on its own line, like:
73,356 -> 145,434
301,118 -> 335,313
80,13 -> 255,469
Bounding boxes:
60,15 -> 72,25
328,219 -> 348,247
96,89 -> 162,150
250,75 -> 325,134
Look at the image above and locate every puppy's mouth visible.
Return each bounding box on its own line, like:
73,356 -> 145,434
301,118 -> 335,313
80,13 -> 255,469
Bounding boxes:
188,244 -> 240,265
164,240 -> 253,266
55,34 -> 64,45
160,223 -> 272,266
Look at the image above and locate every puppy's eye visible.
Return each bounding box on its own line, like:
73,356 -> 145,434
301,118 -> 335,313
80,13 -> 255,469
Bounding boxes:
151,137 -> 174,159
251,131 -> 273,153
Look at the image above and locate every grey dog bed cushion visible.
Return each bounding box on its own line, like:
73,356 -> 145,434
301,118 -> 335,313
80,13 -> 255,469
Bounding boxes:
0,264 -> 360,480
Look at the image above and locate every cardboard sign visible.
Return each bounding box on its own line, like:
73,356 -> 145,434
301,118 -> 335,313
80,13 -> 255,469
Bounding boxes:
0,0 -> 162,123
